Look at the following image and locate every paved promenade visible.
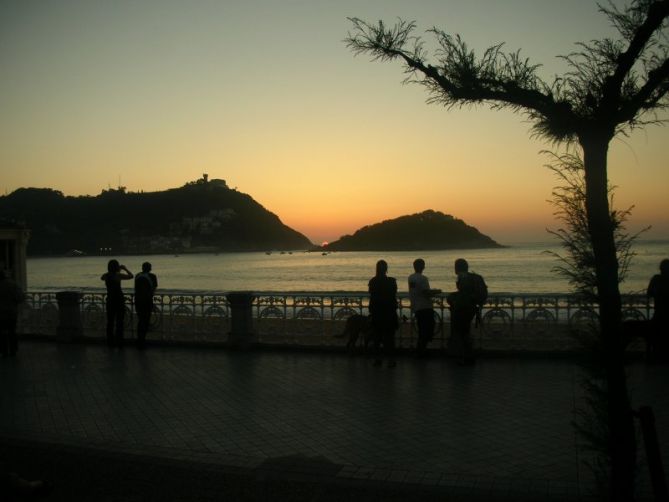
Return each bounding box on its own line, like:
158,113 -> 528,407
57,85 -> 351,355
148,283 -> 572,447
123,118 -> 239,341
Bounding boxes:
1,341 -> 667,501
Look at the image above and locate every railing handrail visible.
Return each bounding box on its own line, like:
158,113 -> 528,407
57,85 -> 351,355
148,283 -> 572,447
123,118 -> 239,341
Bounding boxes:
24,289 -> 653,299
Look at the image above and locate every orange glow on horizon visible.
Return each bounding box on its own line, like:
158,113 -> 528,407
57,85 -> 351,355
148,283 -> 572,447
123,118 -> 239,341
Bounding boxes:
1,2 -> 667,245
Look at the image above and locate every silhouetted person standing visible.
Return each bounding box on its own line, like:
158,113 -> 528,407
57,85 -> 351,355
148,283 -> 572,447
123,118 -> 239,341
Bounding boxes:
647,258 -> 669,361
447,258 -> 487,365
368,260 -> 398,367
101,260 -> 133,348
408,258 -> 441,358
0,271 -> 24,357
134,262 -> 158,350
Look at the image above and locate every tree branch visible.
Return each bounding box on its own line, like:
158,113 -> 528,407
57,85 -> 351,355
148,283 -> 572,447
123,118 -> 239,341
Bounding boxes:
346,17 -> 576,138
617,56 -> 669,122
602,1 -> 669,107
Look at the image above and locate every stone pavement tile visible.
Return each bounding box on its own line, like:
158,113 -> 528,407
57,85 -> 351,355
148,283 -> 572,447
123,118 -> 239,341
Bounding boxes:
419,470 -> 442,485
349,466 -> 374,480
369,468 -> 391,481
449,474 -> 478,489
437,473 -> 459,487
386,469 -> 409,483
403,470 -> 425,484
335,465 -> 358,478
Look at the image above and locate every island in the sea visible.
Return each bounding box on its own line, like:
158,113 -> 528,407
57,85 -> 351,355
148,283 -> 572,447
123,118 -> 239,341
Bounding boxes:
321,210 -> 503,251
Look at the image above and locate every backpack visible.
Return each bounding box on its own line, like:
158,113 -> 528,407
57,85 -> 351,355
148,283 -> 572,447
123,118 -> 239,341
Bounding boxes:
469,272 -> 488,307
466,272 -> 487,327
134,273 -> 155,302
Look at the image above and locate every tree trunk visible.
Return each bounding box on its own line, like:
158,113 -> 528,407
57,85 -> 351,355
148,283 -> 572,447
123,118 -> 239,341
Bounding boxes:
581,134 -> 637,501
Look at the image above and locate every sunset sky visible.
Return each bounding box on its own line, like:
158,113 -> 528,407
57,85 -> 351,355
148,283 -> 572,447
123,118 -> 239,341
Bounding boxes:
1,0 -> 667,245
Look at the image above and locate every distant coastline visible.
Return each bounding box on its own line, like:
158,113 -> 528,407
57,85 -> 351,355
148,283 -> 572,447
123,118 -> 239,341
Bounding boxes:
37,238 -> 668,259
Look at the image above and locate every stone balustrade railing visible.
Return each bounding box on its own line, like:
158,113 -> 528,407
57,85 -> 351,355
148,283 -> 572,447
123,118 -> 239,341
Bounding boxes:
18,290 -> 653,352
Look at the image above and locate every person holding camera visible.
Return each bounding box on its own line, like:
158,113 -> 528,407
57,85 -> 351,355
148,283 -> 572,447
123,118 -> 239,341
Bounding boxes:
101,259 -> 133,348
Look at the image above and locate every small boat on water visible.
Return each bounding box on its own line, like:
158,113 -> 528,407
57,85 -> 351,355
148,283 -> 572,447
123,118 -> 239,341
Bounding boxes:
64,249 -> 85,257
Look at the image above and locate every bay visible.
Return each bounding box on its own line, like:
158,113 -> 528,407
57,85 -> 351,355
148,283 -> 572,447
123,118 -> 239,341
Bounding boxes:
26,241 -> 668,295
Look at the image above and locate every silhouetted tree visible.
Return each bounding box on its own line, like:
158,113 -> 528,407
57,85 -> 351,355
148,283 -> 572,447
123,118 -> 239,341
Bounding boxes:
346,2 -> 668,500
545,150 -> 645,499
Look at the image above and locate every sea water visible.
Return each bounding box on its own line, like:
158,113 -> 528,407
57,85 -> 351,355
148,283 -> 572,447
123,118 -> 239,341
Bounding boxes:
26,241 -> 668,295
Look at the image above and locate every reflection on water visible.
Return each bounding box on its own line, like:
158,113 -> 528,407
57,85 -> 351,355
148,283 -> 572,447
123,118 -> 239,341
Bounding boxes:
27,241 -> 668,294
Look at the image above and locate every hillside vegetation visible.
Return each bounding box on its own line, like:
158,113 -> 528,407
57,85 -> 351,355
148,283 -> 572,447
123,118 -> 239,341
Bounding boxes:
0,178 -> 313,255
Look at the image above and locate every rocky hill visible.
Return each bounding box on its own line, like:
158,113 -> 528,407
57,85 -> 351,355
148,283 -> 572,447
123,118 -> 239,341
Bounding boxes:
0,177 -> 313,255
323,210 -> 502,251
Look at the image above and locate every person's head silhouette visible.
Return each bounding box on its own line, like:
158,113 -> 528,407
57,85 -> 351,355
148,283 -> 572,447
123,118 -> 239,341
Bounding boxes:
660,259 -> 669,276
454,258 -> 469,274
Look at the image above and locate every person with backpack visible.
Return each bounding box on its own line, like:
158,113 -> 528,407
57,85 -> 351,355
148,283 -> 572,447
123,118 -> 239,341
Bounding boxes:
134,262 -> 158,350
447,258 -> 488,365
